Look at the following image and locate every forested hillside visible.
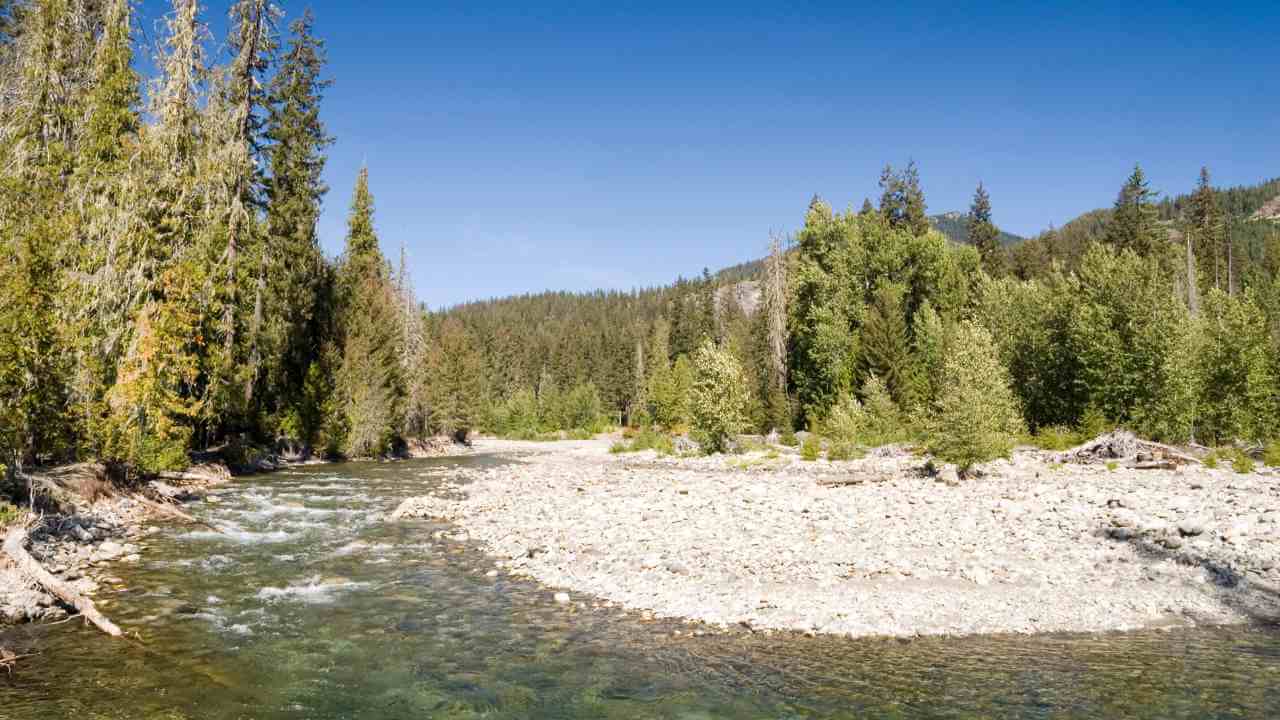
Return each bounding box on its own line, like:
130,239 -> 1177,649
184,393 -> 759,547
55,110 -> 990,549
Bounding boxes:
446,164 -> 1280,463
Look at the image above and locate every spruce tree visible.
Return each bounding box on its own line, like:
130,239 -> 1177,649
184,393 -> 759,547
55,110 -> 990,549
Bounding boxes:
879,161 -> 929,236
264,8 -> 333,410
1188,166 -> 1225,294
968,181 -> 1002,273
859,283 -> 915,409
1104,164 -> 1163,257
426,318 -> 485,440
335,168 -> 402,454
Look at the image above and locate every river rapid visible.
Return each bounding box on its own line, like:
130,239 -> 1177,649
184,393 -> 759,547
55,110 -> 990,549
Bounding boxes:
2,455 -> 1279,719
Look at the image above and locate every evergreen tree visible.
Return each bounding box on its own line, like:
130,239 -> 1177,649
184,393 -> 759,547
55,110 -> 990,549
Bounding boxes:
335,168 -> 402,455
68,0 -> 142,438
1104,164 -> 1163,257
264,8 -> 333,416
967,181 -> 1002,273
879,161 -> 928,236
858,283 -> 915,409
925,321 -> 1025,472
1188,166 -> 1226,294
426,318 -> 485,440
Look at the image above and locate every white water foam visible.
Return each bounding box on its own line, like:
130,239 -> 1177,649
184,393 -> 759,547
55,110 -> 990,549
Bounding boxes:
255,575 -> 369,604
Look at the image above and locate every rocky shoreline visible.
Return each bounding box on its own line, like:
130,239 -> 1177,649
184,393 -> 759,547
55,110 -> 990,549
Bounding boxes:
0,436 -> 472,633
397,436 -> 1280,639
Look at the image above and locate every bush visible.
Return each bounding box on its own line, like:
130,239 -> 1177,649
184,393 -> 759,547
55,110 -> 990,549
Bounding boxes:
0,499 -> 20,528
800,435 -> 822,461
824,375 -> 909,450
689,340 -> 750,454
1206,447 -> 1256,474
1265,441 -> 1280,468
1028,425 -> 1083,451
924,321 -> 1026,472
826,441 -> 863,461
1232,452 -> 1256,475
610,427 -> 675,455
779,429 -> 799,447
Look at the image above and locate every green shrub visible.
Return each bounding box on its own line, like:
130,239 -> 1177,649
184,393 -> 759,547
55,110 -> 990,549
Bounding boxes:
1232,451 -> 1256,475
800,435 -> 822,461
824,375 -> 910,452
779,430 -> 799,447
611,427 -> 675,455
924,321 -> 1026,472
1264,441 -> 1280,468
1204,452 -> 1219,469
1078,405 -> 1114,440
1029,425 -> 1083,451
689,339 -> 750,454
826,441 -> 863,462
0,500 -> 20,528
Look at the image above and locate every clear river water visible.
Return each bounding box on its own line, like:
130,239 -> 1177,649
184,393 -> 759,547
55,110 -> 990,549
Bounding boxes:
2,455 -> 1280,719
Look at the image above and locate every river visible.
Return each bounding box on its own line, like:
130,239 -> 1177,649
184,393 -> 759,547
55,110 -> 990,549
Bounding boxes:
2,455 -> 1279,718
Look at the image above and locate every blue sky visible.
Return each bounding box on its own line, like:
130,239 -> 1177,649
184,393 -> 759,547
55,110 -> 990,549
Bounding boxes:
138,1 -> 1279,308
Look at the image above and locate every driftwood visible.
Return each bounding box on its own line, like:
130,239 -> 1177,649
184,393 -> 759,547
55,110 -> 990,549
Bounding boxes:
1055,430 -> 1202,467
2,527 -> 122,637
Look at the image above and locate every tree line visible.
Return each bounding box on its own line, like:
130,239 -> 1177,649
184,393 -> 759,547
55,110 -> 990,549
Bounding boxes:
447,162 -> 1280,467
1,0 -> 1277,478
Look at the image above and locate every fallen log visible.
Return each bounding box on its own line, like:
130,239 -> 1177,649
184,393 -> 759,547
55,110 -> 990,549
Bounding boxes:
2,527 -> 122,637
1128,460 -> 1178,471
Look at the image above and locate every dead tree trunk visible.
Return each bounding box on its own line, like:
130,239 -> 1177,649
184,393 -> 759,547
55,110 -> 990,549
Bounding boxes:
2,527 -> 122,637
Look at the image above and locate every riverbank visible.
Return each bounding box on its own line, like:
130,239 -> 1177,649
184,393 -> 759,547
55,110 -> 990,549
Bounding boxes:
0,437 -> 470,630
404,435 -> 1280,639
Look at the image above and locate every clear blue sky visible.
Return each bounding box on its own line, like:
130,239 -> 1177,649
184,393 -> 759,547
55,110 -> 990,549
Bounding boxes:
139,1 -> 1279,308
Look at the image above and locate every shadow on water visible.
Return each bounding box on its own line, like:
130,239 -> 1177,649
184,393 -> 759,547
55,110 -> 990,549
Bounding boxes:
1,455 -> 1280,719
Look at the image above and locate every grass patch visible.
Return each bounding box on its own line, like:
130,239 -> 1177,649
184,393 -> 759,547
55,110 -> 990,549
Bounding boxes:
1204,453 -> 1219,469
1105,461 -> 1118,472
779,430 -> 799,447
1204,447 -> 1255,474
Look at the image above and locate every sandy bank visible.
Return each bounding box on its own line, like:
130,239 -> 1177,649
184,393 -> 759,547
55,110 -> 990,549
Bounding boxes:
412,436 -> 1280,638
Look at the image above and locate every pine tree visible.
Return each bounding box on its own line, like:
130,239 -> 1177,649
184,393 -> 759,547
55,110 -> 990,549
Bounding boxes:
68,0 -> 142,438
925,321 -> 1025,472
196,0 -> 279,424
264,8 -> 333,414
1104,164 -> 1163,257
879,161 -> 928,236
1188,166 -> 1225,295
426,318 -> 485,441
968,181 -> 1002,273
335,168 -> 402,454
859,284 -> 915,409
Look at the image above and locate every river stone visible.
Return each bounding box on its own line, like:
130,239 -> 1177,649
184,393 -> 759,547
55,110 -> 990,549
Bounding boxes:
1179,519 -> 1208,537
554,592 -> 571,605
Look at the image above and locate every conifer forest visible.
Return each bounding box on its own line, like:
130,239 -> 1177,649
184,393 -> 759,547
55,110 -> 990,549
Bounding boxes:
1,0 -> 1279,482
